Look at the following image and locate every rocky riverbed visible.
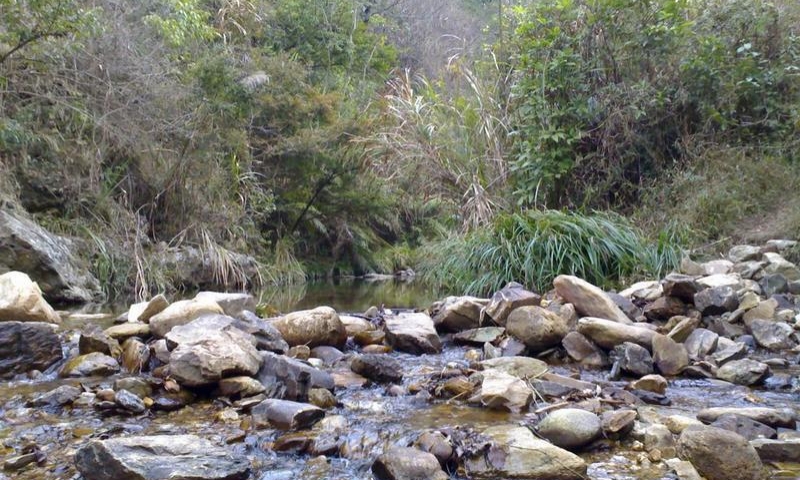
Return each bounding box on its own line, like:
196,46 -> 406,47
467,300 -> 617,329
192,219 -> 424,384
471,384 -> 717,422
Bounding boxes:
2,240 -> 800,479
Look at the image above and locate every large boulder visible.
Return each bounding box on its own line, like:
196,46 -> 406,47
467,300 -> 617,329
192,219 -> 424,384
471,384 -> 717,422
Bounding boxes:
537,408 -> 602,450
464,425 -> 587,480
0,210 -> 101,303
257,351 -> 335,401
149,298 -> 224,337
430,296 -> 486,332
506,306 -> 569,352
167,317 -> 262,387
384,312 -> 441,354
652,334 -> 689,376
678,425 -> 765,480
577,317 -> 657,350
153,244 -> 260,291
0,271 -> 60,323
270,307 -> 346,349
0,321 -> 62,378
74,434 -> 250,480
372,447 -> 448,480
747,319 -> 797,351
482,282 -> 541,326
554,275 -> 632,324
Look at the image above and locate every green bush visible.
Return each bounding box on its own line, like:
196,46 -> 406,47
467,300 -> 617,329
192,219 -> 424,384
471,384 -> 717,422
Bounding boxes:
419,209 -> 684,295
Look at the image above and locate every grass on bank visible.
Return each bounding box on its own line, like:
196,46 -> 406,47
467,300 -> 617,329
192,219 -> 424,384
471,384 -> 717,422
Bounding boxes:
419,209 -> 685,296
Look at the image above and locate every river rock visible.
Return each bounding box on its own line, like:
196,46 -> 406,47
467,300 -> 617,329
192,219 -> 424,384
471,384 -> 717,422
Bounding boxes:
743,298 -> 777,322
384,312 -> 441,354
464,425 -> 587,480
0,271 -> 61,323
562,331 -> 608,367
506,306 -> 568,351
79,327 -> 121,357
716,359 -> 770,386
763,252 -> 800,280
683,328 -> 719,360
678,425 -> 765,480
350,354 -> 403,383
127,294 -> 169,323
60,352 -> 120,377
697,407 -> 797,429
372,446 -> 448,480
168,326 -> 261,387
537,408 -> 602,450
665,415 -> 705,434
415,431 -> 453,467
750,438 -> 800,462
711,341 -> 748,365
644,296 -> 687,321
104,322 -> 151,341
601,409 -> 637,437
478,356 -> 548,380
149,298 -> 224,337
554,275 -> 632,324
729,245 -> 763,263
577,317 -> 657,350
662,274 -> 701,302
308,388 -> 337,409
747,319 -> 796,350
652,333 -> 689,376
217,376 -> 266,398
234,310 -> 289,353
194,291 -> 255,317
644,423 -> 677,458
482,282 -> 541,326
74,434 -> 250,480
631,374 -> 667,394
470,369 -> 533,412
620,280 -> 663,301
120,337 -> 149,373
666,316 -> 699,343
252,399 -> 325,430
612,342 -> 653,376
0,211 -> 101,303
694,286 -> 739,315
711,414 -> 777,440
270,307 -> 346,349
340,315 -> 374,336
431,295 -> 485,332
760,274 -> 789,296
258,351 -> 335,401
0,321 -> 62,378
28,384 -> 82,407
310,346 -> 344,366
114,389 -> 146,414
453,327 -> 505,345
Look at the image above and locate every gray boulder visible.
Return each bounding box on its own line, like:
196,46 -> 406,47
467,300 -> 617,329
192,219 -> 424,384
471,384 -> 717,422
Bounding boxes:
60,352 -> 120,377
0,210 -> 101,303
350,354 -> 403,383
384,312 -> 441,354
257,351 -> 335,401
506,306 -> 568,352
694,286 -> 739,315
252,399 -> 325,430
372,446 -> 448,480
0,321 -> 62,378
683,328 -> 719,360
74,434 -> 250,480
678,425 -> 765,480
716,359 -> 770,386
482,282 -> 541,326
612,342 -> 654,377
748,319 -> 797,350
431,295 -> 486,332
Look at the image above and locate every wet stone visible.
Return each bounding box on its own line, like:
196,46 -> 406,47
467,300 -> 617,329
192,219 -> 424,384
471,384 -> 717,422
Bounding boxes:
60,352 -> 120,378
677,425 -> 764,480
350,354 -> 403,383
683,328 -> 719,360
710,414 -> 777,440
113,377 -> 153,399
114,389 -> 146,414
697,407 -> 797,429
537,408 -> 602,450
252,399 -> 325,430
612,342 -> 653,377
372,446 -> 448,480
384,312 -> 442,354
79,327 -> 121,357
0,321 -> 62,378
28,384 -> 82,407
716,358 -> 770,386
453,327 -> 505,345
483,282 -> 541,326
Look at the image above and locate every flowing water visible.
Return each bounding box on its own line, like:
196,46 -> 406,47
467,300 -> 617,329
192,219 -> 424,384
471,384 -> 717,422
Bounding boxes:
2,280 -> 800,479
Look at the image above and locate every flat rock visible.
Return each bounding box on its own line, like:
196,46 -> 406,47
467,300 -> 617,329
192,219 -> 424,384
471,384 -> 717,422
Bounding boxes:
270,306 -> 346,349
631,374 -> 667,394
0,271 -> 60,323
601,409 -> 637,437
384,312 -> 441,355
104,323 -> 151,341
537,408 -> 602,450
678,425 -> 764,480
554,275 -> 632,324
750,438 -> 800,462
577,317 -> 657,350
194,291 -> 255,317
74,434 -> 250,480
60,352 -> 119,377
464,425 -> 587,480
28,384 -> 82,407
372,446 -> 448,480
252,399 -> 324,430
0,321 -> 62,378
697,407 -> 796,429
482,282 -> 541,326
478,356 -> 548,380
453,327 -> 505,345
149,298 -> 224,337
716,359 -> 769,386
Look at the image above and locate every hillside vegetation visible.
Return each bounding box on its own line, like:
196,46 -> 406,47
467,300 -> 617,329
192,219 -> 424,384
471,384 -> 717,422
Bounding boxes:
1,0 -> 798,299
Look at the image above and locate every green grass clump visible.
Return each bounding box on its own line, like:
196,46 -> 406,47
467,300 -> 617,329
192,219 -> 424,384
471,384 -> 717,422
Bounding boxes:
419,210 -> 684,296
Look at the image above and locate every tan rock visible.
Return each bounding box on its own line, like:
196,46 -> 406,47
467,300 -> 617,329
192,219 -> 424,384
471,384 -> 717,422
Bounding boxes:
0,271 -> 60,323
554,275 -> 632,324
149,299 -> 224,337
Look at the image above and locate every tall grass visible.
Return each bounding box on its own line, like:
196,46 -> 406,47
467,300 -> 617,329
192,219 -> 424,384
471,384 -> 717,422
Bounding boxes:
419,210 -> 684,296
